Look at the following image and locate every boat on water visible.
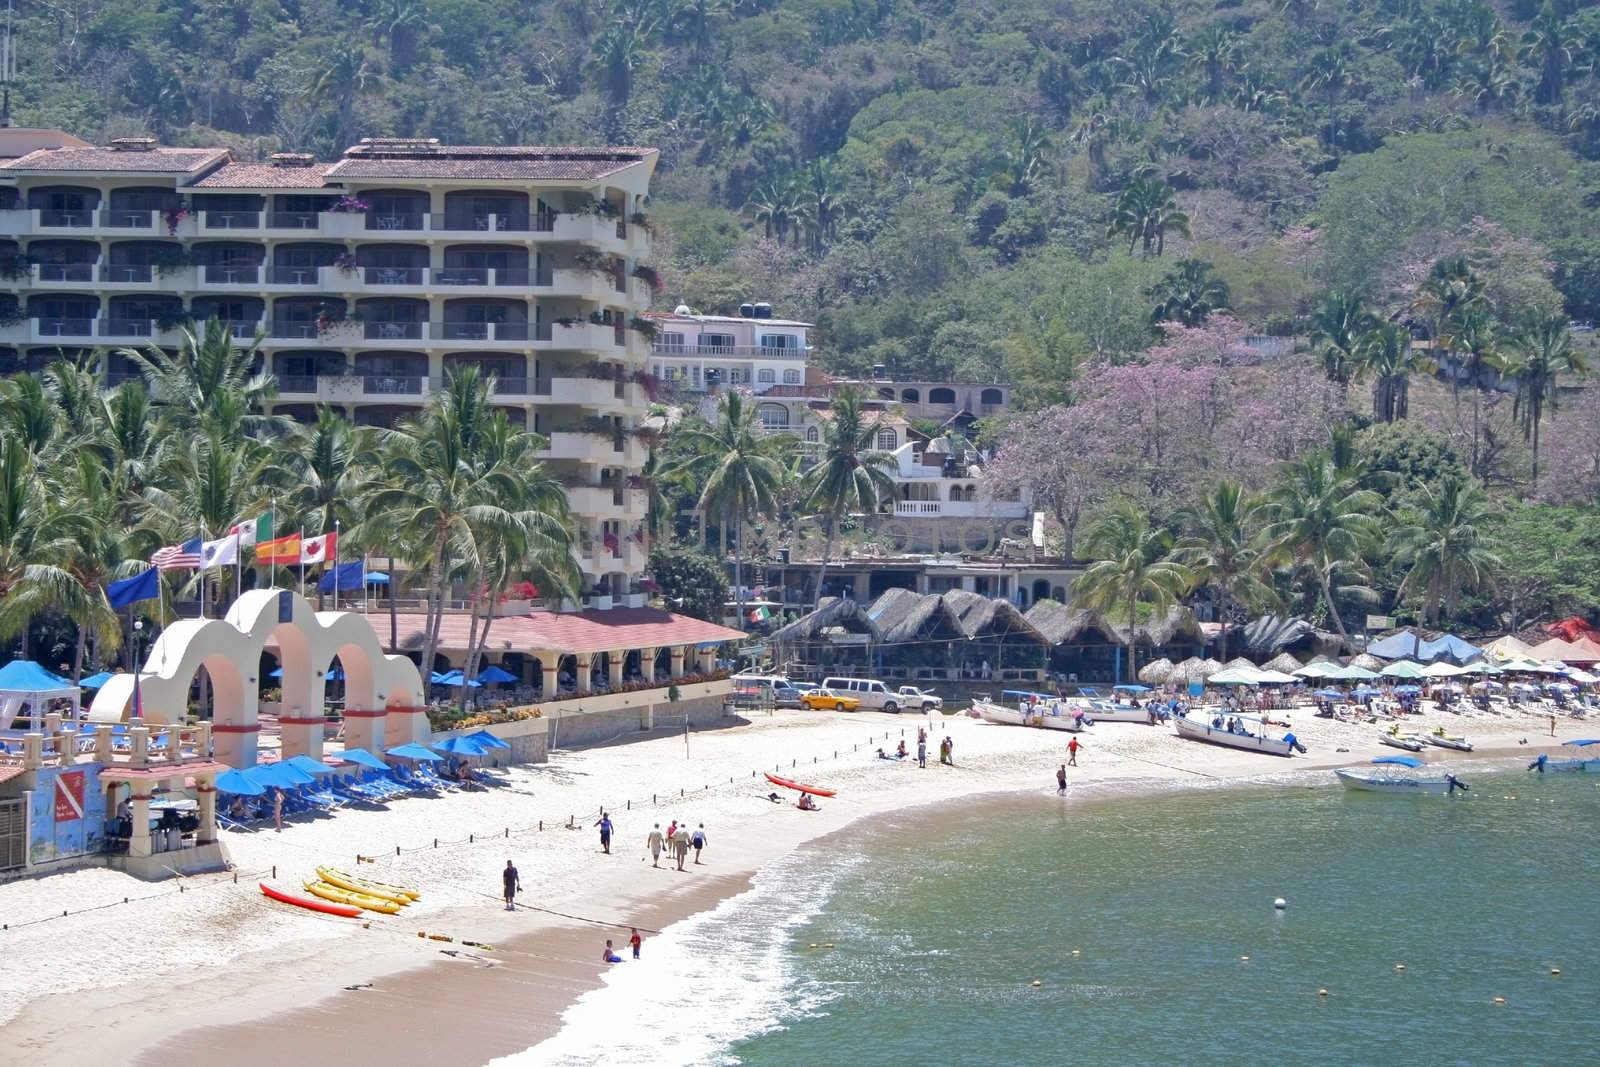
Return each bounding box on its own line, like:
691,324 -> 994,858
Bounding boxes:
969,691 -> 1085,732
1529,738 -> 1600,773
1174,711 -> 1302,756
1425,727 -> 1473,752
1378,726 -> 1427,752
1335,755 -> 1469,795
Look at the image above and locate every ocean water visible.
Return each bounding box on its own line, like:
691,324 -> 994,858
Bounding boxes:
507,771 -> 1600,1067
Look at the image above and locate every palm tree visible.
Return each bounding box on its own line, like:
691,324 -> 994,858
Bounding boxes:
1175,481 -> 1277,662
1521,2 -> 1572,106
0,372 -> 63,455
1148,258 -> 1230,326
1307,290 -> 1373,387
313,40 -> 376,148
994,118 -> 1051,196
1438,301 -> 1500,478
120,318 -> 280,442
1261,453 -> 1384,648
800,159 -> 849,253
589,6 -> 662,112
0,435 -> 82,659
671,392 -> 786,629
1498,310 -> 1588,489
1388,475 -> 1501,626
366,370 -> 576,699
1072,502 -> 1193,682
746,175 -> 804,247
44,452 -> 130,680
264,407 -> 377,605
799,390 -> 896,609
1301,42 -> 1357,151
1107,175 -> 1191,257
1187,23 -> 1239,101
1354,320 -> 1429,423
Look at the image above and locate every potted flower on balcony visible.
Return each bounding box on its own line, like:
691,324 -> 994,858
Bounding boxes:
163,206 -> 189,236
588,309 -> 608,326
554,316 -> 581,328
0,302 -> 23,327
628,369 -> 662,401
627,316 -> 659,341
328,196 -> 371,214
628,211 -> 656,236
631,264 -> 664,293
150,247 -> 191,277
333,252 -> 359,276
572,248 -> 614,276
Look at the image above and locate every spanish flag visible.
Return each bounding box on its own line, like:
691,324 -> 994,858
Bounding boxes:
255,532 -> 301,563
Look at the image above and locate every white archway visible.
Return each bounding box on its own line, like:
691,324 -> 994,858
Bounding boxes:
88,589 -> 426,767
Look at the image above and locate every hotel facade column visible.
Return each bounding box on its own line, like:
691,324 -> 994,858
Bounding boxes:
576,654 -> 593,695
538,651 -> 560,701
670,646 -> 686,680
194,779 -> 218,845
127,786 -> 153,859
277,710 -> 324,761
608,651 -> 625,691
342,709 -> 385,755
638,646 -> 659,685
697,647 -> 715,674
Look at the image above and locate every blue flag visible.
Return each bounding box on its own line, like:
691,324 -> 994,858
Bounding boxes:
317,559 -> 366,593
107,568 -> 160,609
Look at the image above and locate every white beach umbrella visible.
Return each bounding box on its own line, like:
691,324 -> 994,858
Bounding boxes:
1422,661 -> 1470,678
1253,669 -> 1299,684
1293,661 -> 1339,679
1208,666 -> 1264,685
1326,664 -> 1380,681
1380,660 -> 1428,679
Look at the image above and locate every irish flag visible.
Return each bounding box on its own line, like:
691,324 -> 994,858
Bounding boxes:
230,511 -> 274,546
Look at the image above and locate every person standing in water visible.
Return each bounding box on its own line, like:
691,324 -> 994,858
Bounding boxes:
1056,764 -> 1068,795
502,860 -> 520,910
1068,736 -> 1081,767
647,823 -> 665,866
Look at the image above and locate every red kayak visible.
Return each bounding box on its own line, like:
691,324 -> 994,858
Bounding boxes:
260,881 -> 362,918
765,772 -> 836,798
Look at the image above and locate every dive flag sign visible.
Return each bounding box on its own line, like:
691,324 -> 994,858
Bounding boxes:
54,770 -> 86,823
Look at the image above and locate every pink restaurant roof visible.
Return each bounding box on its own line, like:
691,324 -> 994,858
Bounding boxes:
366,608 -> 745,656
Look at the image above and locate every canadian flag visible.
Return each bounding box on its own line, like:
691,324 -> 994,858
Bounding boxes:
300,531 -> 337,565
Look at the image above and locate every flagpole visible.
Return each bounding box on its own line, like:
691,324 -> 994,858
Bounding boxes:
298,526 -> 305,599
363,551 -> 370,615
334,519 -> 341,608
198,521 -> 206,620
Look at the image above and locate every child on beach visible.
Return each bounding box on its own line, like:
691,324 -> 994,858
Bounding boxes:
647,824 -> 664,867
630,928 -> 642,959
603,939 -> 622,963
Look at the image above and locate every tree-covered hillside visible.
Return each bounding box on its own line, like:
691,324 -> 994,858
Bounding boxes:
14,1 -> 1600,385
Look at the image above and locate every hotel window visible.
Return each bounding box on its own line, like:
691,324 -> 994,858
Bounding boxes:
658,331 -> 685,351
759,333 -> 798,354
757,403 -> 790,429
757,368 -> 775,384
701,332 -> 734,353
805,426 -> 819,442
728,368 -> 745,384
876,428 -> 898,450
783,369 -> 800,384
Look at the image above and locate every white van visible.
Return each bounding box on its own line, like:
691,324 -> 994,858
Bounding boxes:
820,677 -> 903,712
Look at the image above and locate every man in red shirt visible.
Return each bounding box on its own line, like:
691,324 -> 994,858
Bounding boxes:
1068,737 -> 1082,766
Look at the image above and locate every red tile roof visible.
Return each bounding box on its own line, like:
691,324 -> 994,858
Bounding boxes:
362,608 -> 744,656
325,146 -> 652,182
190,162 -> 336,189
0,146 -> 229,173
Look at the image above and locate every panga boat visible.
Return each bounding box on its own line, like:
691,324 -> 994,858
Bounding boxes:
1378,726 -> 1427,752
1062,687 -> 1163,724
1335,755 -> 1469,795
969,691 -> 1084,732
1174,711 -> 1302,756
1425,727 -> 1473,752
1531,738 -> 1600,772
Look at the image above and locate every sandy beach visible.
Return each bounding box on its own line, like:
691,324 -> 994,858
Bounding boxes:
0,700 -> 1580,1067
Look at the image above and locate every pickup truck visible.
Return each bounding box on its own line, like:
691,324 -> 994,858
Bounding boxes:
896,686 -> 943,711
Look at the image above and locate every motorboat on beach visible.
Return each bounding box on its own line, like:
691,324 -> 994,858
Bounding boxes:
969,691 -> 1085,732
1068,688 -> 1164,724
1529,738 -> 1600,772
1425,727 -> 1474,752
1378,725 -> 1428,752
1335,755 -> 1469,795
1173,710 -> 1302,756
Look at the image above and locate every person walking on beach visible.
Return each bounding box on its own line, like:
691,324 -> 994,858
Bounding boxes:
672,824 -> 691,871
940,736 -> 954,766
917,736 -> 927,768
503,860 -> 520,910
1056,764 -> 1067,795
630,928 -> 643,959
692,823 -> 707,864
596,810 -> 613,854
272,788 -> 284,832
647,824 -> 665,867
1068,737 -> 1081,767
1549,713 -> 1557,737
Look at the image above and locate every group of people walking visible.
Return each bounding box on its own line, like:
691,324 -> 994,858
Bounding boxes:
645,818 -> 708,870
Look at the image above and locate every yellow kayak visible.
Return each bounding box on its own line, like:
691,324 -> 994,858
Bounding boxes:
304,880 -> 403,915
317,866 -> 419,905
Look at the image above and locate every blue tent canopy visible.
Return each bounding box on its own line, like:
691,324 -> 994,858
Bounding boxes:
1372,755 -> 1424,768
79,671 -> 116,689
386,742 -> 444,762
214,768 -> 266,796
268,667 -> 344,681
1113,684 -> 1151,692
365,572 -> 389,585
434,735 -> 490,757
335,747 -> 389,770
283,754 -> 335,776
434,670 -> 481,688
477,665 -> 518,684
1365,632 -> 1421,660
1367,631 -> 1483,664
0,659 -> 75,692
244,762 -> 314,789
467,729 -> 512,751
1313,689 -> 1347,699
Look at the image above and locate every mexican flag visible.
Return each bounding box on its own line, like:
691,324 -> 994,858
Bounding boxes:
230,511 -> 274,546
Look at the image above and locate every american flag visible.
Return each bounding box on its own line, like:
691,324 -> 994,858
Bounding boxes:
150,536 -> 202,570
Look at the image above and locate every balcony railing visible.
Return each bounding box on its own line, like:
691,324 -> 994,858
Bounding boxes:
363,374 -> 425,395
363,320 -> 425,340
37,263 -> 95,282
100,210 -> 159,229
98,317 -> 156,338
434,320 -> 530,341
34,317 -> 95,336
266,266 -> 324,285
366,213 -> 426,231
201,210 -> 262,230
278,374 -> 318,394
100,264 -> 155,283
267,212 -> 320,230
431,212 -> 536,233
650,342 -> 808,359
37,209 -> 93,227
433,267 -> 535,286
202,264 -> 262,284
362,266 -> 427,285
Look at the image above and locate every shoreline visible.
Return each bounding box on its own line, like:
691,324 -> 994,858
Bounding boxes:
1,706 -> 1578,1067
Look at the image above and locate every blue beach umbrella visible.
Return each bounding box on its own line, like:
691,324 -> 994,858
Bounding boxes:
79,671 -> 116,690
386,742 -> 445,762
477,665 -> 518,685
1313,689 -> 1347,700
214,768 -> 266,796
284,754 -> 336,776
467,729 -> 512,751
335,747 -> 389,771
244,762 -> 314,789
433,735 -> 490,757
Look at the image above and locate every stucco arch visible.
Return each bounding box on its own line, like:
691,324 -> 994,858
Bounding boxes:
88,589 -> 426,767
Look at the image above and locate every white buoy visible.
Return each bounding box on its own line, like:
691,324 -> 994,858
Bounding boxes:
1274,897 -> 1287,910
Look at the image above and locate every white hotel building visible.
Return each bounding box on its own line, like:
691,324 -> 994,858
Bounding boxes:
0,134 -> 659,605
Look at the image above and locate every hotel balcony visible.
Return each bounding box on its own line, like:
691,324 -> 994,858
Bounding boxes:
649,341 -> 808,360
891,499 -> 1031,519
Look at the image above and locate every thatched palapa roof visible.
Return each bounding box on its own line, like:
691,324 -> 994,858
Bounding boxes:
1137,657 -> 1175,683
944,589 -> 1049,643
768,597 -> 881,645
1261,651 -> 1303,674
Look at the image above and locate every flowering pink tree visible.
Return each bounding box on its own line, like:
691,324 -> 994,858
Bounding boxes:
1533,387 -> 1600,505
988,404 -> 1111,561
